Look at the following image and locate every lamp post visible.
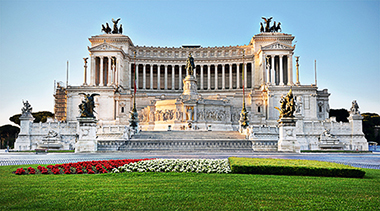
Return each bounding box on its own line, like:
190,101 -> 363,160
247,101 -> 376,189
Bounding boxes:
129,51 -> 139,133
239,50 -> 249,129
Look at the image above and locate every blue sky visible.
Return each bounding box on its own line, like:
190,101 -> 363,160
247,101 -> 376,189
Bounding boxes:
0,0 -> 379,126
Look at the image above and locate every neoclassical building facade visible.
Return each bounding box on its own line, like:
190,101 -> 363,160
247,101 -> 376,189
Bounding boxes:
14,20 -> 368,152
65,31 -> 329,129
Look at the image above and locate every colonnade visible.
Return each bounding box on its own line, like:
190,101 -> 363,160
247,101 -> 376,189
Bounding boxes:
130,63 -> 254,91
263,54 -> 292,85
89,56 -> 118,86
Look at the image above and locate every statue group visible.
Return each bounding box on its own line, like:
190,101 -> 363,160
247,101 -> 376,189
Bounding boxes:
102,18 -> 123,34
275,89 -> 295,120
260,17 -> 281,33
78,93 -> 99,118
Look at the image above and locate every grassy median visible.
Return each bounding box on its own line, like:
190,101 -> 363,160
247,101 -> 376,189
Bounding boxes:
1,163 -> 380,210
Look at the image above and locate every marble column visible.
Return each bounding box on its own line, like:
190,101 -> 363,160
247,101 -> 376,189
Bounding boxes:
90,55 -> 95,86
229,64 -> 232,90
200,65 -> 204,90
214,65 -> 218,90
207,64 -> 211,90
164,65 -> 168,90
266,56 -> 270,84
157,65 -> 161,90
179,65 -> 182,90
172,65 -> 175,90
222,64 -> 225,90
279,55 -> 284,85
143,64 -> 146,89
288,54 -> 293,85
150,64 -> 153,90
271,55 -> 275,85
107,57 -> 112,86
99,57 -> 104,86
237,63 -> 240,89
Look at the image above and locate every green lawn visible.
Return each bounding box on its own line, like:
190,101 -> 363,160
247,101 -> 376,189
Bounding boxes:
1,164 -> 379,210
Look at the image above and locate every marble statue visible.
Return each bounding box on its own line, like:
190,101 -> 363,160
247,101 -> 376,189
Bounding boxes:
350,100 -> 360,115
21,100 -> 32,117
78,93 -> 99,118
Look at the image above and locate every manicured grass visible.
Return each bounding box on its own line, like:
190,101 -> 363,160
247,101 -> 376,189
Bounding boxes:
1,164 -> 379,210
229,157 -> 366,178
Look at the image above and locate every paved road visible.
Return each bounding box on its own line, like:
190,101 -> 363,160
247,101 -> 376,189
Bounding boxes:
1,151 -> 380,169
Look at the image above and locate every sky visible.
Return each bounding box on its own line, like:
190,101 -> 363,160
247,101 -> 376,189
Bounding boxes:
0,0 -> 379,127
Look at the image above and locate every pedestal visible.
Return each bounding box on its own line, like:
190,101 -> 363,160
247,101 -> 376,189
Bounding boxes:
278,117 -> 300,152
14,115 -> 34,151
75,117 -> 97,153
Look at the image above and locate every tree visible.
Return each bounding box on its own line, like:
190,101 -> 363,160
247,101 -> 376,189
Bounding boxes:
0,125 -> 20,149
362,113 -> 380,144
329,109 -> 349,122
9,111 -> 54,126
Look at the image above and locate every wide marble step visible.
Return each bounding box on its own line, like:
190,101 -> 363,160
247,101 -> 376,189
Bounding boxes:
131,131 -> 247,140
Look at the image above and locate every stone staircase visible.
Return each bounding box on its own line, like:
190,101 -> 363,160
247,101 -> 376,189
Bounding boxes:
97,131 -> 253,152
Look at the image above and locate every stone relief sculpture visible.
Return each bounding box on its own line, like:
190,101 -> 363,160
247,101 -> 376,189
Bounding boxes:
78,93 -> 99,118
101,18 -> 122,34
275,89 -> 295,120
350,100 -> 360,115
261,17 -> 281,32
21,100 -> 33,117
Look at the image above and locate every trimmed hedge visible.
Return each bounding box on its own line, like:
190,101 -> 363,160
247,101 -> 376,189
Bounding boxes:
229,157 -> 366,178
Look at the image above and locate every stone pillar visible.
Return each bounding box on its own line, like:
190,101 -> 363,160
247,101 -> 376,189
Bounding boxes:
143,64 -> 146,89
229,64 -> 233,90
214,65 -> 218,90
207,64 -> 211,90
107,57 -> 112,86
279,55 -> 284,85
179,65 -> 182,90
83,58 -> 88,86
150,64 -> 153,90
99,57 -> 104,86
200,65 -> 204,90
172,65 -> 175,90
194,65 -> 197,78
278,117 -> 300,152
237,63 -> 240,89
288,54 -> 293,85
271,56 -> 275,85
164,65 -> 168,90
222,64 -> 225,90
157,65 -> 160,90
76,117 -> 97,153
90,55 -> 95,86
266,56 -> 270,84
251,62 -> 255,88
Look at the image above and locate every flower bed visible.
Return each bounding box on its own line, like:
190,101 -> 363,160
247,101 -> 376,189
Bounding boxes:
14,159 -> 153,175
112,159 -> 231,174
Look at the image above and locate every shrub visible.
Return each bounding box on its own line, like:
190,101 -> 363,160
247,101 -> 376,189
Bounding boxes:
228,157 -> 366,178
